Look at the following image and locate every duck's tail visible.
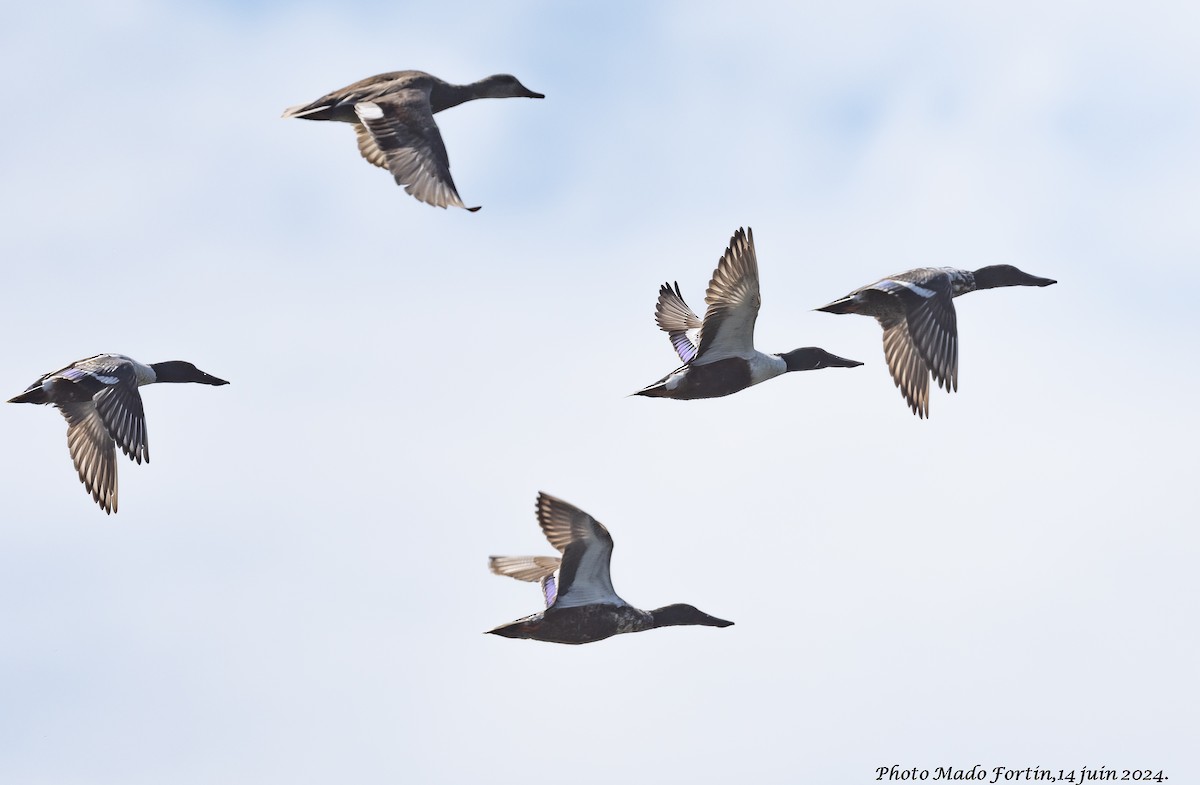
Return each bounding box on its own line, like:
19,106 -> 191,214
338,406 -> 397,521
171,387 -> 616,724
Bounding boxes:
281,101 -> 334,120
631,382 -> 672,398
7,386 -> 47,404
814,295 -> 859,314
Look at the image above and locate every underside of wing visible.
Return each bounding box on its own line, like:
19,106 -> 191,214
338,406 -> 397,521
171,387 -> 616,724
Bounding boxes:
655,281 -> 703,363
56,402 -> 118,514
899,279 -> 959,393
489,555 -> 562,608
93,383 -> 149,464
488,555 -> 561,583
880,317 -> 931,418
353,93 -> 476,210
695,227 -> 761,360
535,492 -> 612,553
354,124 -> 391,169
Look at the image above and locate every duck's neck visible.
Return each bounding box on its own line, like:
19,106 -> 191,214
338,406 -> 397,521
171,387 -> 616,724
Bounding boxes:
749,352 -> 789,384
429,80 -> 485,113
970,265 -> 1056,291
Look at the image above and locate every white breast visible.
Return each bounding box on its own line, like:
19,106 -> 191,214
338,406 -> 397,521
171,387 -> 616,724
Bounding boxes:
130,359 -> 158,386
748,352 -> 787,385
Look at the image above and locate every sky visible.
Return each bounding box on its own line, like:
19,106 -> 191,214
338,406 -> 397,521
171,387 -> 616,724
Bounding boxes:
1,1 -> 1197,783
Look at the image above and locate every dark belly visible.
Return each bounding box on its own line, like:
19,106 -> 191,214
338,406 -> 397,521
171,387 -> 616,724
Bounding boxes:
492,605 -> 649,645
669,358 -> 753,400
537,606 -> 625,644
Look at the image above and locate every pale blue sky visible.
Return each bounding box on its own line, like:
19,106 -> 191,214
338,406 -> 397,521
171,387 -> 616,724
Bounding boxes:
0,2 -> 1196,783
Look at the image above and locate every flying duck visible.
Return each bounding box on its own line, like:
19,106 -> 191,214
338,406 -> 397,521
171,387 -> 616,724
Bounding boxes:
635,227 -> 863,400
487,492 -> 733,645
282,70 -> 544,210
8,354 -> 229,514
815,266 -> 1057,417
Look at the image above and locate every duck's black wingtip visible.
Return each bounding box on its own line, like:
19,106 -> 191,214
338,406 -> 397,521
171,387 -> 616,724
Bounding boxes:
467,205 -> 482,213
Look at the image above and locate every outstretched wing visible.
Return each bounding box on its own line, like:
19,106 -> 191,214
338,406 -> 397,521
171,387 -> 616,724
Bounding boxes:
535,492 -> 624,608
56,402 -> 118,514
890,271 -> 959,394
654,281 -> 703,363
879,315 -> 932,419
353,91 -> 477,210
91,366 -> 149,464
694,227 -> 761,361
488,555 -> 562,607
867,271 -> 959,417
488,555 -> 561,582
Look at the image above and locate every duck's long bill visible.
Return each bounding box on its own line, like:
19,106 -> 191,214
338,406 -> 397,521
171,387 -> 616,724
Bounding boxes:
822,352 -> 864,369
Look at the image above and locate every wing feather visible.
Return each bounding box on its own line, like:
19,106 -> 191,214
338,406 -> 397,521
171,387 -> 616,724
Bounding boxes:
535,493 -> 623,608
654,281 -> 703,363
56,402 -> 118,514
93,377 -> 149,465
353,94 -> 476,210
901,278 -> 958,393
489,555 -> 562,608
694,227 -> 761,361
880,317 -> 931,418
488,555 -> 561,583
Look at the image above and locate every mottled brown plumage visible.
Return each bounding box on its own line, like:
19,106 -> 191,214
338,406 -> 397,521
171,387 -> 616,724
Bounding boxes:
283,70 -> 543,210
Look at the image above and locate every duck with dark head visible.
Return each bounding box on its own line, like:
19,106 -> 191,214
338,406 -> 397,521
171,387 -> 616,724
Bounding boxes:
487,492 -> 733,645
8,353 -> 229,513
635,227 -> 862,400
816,264 -> 1057,417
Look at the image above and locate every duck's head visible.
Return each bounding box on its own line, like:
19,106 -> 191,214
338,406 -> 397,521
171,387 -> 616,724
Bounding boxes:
972,265 -> 1057,290
477,74 -> 545,99
150,361 -> 230,386
650,604 -> 734,629
780,347 -> 864,372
